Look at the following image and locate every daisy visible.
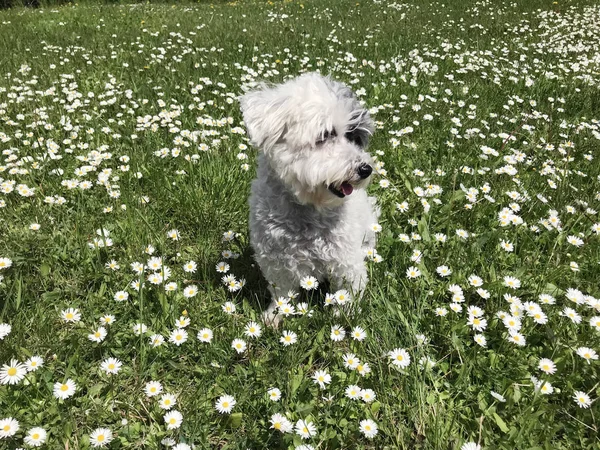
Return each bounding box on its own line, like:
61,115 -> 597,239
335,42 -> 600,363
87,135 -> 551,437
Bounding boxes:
477,288 -> 490,299
360,388 -> 376,403
539,358 -> 557,375
503,276 -> 521,289
222,301 -> 237,314
345,385 -> 362,399
312,370 -> 331,389
172,444 -> 191,450
159,393 -> 177,410
183,285 -> 198,298
24,356 -> 43,372
468,316 -> 487,332
356,362 -> 372,377
169,328 -> 188,346
334,289 -> 351,305
300,276 -> 318,290
244,321 -> 262,338
436,265 -> 452,277
406,266 -> 421,278
576,347 -> 598,363
0,417 -> 19,439
61,308 -> 81,323
270,413 -> 293,433
0,257 -> 13,270
474,334 -> 487,347
280,330 -> 297,346
461,443 -> 481,450
573,391 -> 592,408
144,381 -> 163,397
215,395 -> 236,414
0,323 -> 11,340
330,325 -> 346,342
490,391 -> 506,402
149,334 -> 165,347
113,291 -> 129,302
0,359 -> 27,385
343,353 -> 360,370
359,419 -> 378,439
88,327 -> 108,343
562,307 -> 582,324
231,339 -> 247,353
508,331 -> 526,347
164,410 -> 183,429
175,316 -> 190,328
295,419 -> 317,439
100,315 -> 115,326
389,348 -> 411,368
197,328 -> 213,343
100,357 -> 122,375
436,307 -> 448,317
468,275 -> 483,287
267,388 -> 281,402
215,262 -> 229,273
24,427 -> 47,447
183,261 -> 197,273
280,303 -> 296,316
351,326 -> 367,341
590,316 -> 600,331
90,428 -> 113,448
53,379 -> 77,399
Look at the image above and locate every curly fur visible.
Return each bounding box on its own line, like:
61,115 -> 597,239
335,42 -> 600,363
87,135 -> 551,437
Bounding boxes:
240,72 -> 379,324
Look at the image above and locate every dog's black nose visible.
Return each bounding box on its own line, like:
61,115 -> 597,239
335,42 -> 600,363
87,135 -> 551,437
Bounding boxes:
357,164 -> 372,179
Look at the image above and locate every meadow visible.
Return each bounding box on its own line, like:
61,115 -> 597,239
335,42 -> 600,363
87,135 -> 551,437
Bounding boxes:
1,0 -> 600,448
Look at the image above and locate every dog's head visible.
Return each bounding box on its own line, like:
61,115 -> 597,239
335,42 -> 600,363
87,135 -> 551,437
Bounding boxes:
240,72 -> 375,208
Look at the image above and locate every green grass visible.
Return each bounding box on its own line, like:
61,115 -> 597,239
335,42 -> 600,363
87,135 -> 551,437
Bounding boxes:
0,0 -> 599,448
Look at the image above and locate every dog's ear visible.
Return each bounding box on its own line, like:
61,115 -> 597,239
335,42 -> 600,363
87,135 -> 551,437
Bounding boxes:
240,84 -> 290,154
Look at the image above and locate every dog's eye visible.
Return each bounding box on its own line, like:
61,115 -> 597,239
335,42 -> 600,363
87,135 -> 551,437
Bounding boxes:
345,132 -> 363,147
316,128 -> 337,145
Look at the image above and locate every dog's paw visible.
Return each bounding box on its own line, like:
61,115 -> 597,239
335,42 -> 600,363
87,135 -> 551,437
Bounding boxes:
261,309 -> 283,328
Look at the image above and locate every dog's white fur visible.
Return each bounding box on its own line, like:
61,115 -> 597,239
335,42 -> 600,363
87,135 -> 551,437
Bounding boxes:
240,72 -> 379,324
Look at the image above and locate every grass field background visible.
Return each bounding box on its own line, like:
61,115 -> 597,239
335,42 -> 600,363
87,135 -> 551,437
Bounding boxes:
1,0 -> 599,448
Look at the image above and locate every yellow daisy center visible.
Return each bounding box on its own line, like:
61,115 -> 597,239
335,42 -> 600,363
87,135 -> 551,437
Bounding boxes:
108,364 -> 115,369
164,399 -> 171,405
222,402 -> 229,408
274,423 -> 281,430
3,425 -> 10,431
66,313 -> 73,319
7,367 -> 17,376
61,384 -> 68,391
397,355 -> 404,361
32,433 -> 40,439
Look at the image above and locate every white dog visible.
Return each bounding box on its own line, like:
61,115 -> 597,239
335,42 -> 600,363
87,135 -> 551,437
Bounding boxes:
240,72 -> 379,324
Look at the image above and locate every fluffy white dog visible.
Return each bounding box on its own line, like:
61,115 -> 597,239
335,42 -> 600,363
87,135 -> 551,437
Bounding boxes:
240,72 -> 379,324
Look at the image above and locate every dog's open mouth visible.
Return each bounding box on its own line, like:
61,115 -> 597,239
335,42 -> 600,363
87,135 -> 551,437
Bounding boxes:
328,181 -> 354,198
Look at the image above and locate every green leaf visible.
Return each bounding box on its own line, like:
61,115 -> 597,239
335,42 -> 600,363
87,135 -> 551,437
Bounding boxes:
40,263 -> 51,277
230,412 -> 243,428
371,401 -> 381,414
493,412 -> 509,433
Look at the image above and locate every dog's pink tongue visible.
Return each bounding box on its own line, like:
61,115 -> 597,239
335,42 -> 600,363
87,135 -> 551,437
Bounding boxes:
341,182 -> 354,196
